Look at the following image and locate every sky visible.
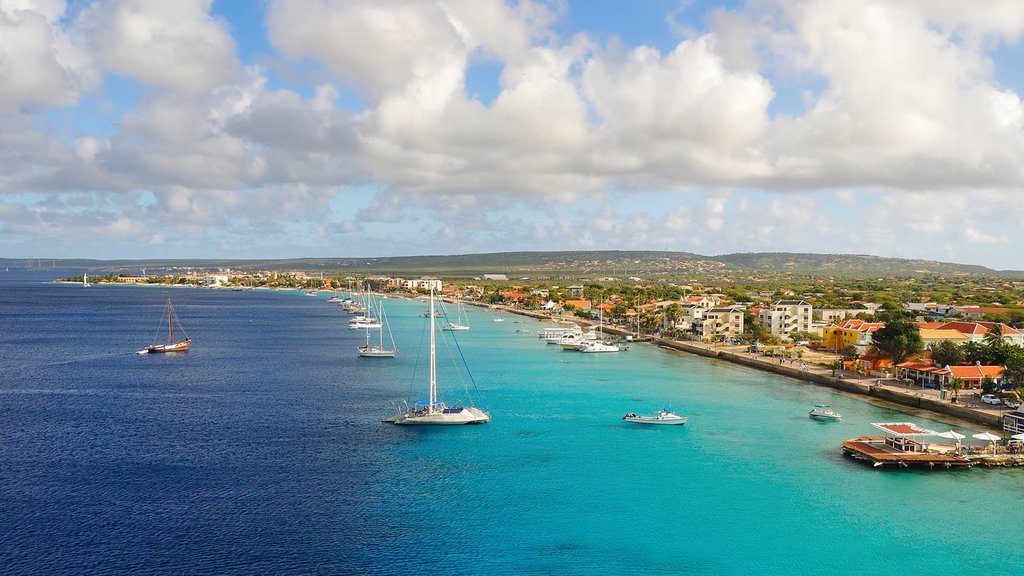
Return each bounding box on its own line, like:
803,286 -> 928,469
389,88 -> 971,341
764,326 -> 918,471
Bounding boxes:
2,0 -> 1024,269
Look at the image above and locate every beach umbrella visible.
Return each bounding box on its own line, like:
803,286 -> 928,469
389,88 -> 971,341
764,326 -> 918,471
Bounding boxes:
1012,433 -> 1024,440
934,431 -> 966,454
973,431 -> 1002,455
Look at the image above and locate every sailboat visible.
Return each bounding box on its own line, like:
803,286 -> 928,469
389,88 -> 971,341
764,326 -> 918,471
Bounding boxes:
441,298 -> 470,331
142,297 -> 191,353
383,287 -> 490,425
359,301 -> 397,358
82,273 -> 90,288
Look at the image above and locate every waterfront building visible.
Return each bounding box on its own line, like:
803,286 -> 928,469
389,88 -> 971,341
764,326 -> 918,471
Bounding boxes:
697,307 -> 744,341
821,319 -> 884,352
759,300 -> 813,338
1003,411 -> 1024,435
897,362 -> 1005,389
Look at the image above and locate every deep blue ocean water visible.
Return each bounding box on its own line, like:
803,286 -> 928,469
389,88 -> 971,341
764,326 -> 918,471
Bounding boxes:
1,270 -> 1022,575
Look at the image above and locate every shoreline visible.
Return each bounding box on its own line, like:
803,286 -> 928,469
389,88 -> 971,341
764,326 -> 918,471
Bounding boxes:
59,282 -> 1009,432
475,301 -> 1007,432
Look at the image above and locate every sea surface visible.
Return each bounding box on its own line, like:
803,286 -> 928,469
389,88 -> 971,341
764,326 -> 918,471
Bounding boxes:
1,270 -> 1021,575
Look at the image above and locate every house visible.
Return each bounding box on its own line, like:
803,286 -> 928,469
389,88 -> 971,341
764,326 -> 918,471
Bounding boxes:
820,319 -> 884,352
897,362 -> 1005,389
562,299 -> 592,311
758,300 -> 813,338
918,328 -> 970,347
930,322 -> 1023,346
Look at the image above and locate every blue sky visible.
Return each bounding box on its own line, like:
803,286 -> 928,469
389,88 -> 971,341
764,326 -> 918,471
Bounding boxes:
2,0 -> 1024,270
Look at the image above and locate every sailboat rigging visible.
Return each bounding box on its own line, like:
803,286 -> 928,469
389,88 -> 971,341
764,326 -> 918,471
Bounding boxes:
142,297 -> 191,353
441,297 -> 470,331
359,300 -> 397,358
383,287 -> 489,425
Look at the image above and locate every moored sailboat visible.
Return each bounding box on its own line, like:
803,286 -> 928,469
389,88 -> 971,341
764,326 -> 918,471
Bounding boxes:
359,301 -> 397,358
383,287 -> 489,425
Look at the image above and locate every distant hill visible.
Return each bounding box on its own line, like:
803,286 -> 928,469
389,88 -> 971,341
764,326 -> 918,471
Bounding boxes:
714,252 -> 1007,276
2,251 -> 1019,278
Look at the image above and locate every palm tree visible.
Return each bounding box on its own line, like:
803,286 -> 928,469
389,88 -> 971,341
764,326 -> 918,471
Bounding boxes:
983,323 -> 1006,348
949,376 -> 963,403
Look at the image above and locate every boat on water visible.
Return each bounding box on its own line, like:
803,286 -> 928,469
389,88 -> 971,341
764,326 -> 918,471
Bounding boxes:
576,340 -> 624,353
539,325 -> 579,342
383,287 -> 489,425
82,273 -> 90,288
623,408 -> 688,425
441,299 -> 471,331
809,405 -> 842,421
141,297 -> 191,353
359,301 -> 397,358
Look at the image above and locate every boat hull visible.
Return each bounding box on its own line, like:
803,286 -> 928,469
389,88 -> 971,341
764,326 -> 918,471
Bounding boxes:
623,416 -> 688,425
809,413 -> 841,421
388,406 -> 490,425
358,347 -> 396,358
145,339 -> 191,353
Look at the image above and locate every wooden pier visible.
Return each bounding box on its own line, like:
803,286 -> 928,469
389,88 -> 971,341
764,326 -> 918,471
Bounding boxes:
842,436 -> 972,469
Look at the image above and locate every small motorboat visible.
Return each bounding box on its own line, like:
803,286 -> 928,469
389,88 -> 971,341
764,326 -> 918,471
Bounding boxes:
808,404 -> 842,421
622,408 -> 688,425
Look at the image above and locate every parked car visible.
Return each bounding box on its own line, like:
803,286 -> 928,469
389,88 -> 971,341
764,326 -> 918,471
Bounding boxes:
981,394 -> 1002,405
795,340 -> 810,347
1004,398 -> 1021,409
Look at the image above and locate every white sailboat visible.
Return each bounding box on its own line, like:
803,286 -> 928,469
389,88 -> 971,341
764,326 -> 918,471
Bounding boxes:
359,301 -> 397,358
441,298 -> 471,331
82,273 -> 90,288
383,287 -> 490,425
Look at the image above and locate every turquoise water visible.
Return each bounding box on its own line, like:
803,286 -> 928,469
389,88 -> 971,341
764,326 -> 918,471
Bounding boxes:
375,301 -> 1020,575
1,277 -> 1020,575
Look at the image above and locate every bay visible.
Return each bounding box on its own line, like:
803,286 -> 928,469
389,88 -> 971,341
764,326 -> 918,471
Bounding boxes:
0,271 -> 1019,575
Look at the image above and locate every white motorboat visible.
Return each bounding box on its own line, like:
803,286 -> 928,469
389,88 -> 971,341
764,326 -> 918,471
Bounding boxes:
622,409 -> 688,425
576,340 -> 623,353
808,405 -> 842,421
383,287 -> 489,425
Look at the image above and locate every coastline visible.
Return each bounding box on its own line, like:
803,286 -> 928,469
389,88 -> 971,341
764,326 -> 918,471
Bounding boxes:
60,281 -> 1009,431
475,301 -> 1007,431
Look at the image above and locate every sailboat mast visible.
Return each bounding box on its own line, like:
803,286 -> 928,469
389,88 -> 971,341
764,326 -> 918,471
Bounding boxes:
167,298 -> 174,343
429,287 -> 437,414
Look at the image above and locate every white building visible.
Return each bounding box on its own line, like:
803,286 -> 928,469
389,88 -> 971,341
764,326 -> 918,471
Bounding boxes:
698,307 -> 745,340
759,300 -> 812,338
403,277 -> 443,292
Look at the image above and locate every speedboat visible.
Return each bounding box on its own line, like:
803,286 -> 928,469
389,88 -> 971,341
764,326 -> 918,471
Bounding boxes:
808,405 -> 842,421
622,408 -> 688,425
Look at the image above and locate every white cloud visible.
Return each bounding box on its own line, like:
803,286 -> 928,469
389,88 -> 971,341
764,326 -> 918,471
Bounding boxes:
75,0 -> 240,94
0,0 -> 96,111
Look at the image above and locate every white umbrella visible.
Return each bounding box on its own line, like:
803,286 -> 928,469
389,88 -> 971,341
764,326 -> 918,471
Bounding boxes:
973,431 -> 1002,455
1012,433 -> 1024,440
934,431 -> 966,454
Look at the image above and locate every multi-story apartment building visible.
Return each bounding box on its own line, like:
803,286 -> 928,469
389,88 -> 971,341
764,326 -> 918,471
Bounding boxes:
758,300 -> 812,338
698,306 -> 745,341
